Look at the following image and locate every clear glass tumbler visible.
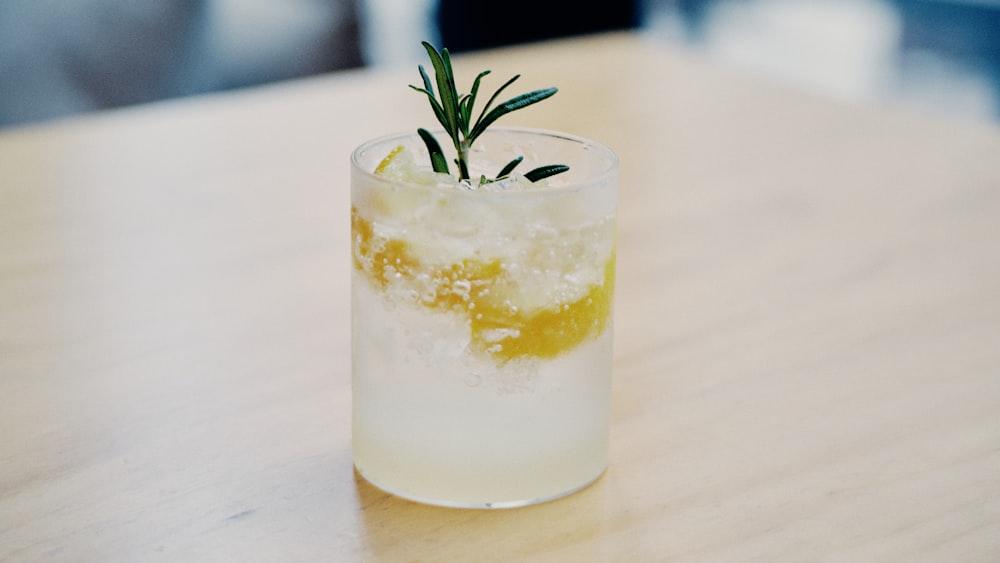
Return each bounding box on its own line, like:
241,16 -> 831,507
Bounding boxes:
351,127 -> 618,508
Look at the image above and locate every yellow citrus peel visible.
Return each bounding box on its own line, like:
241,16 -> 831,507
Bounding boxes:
351,206 -> 614,363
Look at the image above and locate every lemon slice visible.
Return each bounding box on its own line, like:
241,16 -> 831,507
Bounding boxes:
373,145 -> 449,186
374,145 -> 405,175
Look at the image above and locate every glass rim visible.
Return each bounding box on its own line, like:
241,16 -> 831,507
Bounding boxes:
351,126 -> 618,198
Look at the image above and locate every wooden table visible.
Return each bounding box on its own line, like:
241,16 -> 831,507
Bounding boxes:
2,32 -> 999,561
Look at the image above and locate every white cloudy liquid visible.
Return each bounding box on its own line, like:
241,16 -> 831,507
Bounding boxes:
352,277 -> 612,507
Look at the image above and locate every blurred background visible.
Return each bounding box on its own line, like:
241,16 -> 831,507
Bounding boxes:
0,0 -> 997,128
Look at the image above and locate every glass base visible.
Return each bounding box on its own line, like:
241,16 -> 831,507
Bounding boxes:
354,464 -> 607,509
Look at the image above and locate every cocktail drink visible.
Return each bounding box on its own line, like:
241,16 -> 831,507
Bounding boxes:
350,42 -> 617,507
351,127 -> 618,507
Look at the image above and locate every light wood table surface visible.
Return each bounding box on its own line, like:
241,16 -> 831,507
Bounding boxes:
2,32 -> 999,561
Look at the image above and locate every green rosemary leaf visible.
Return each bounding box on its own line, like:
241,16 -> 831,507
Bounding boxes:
431,153 -> 450,174
458,94 -> 473,137
469,87 -> 557,141
474,74 -> 520,132
524,164 -> 569,182
456,157 -> 470,180
417,128 -> 450,174
441,48 -> 462,139
418,65 -> 434,98
496,156 -> 524,178
467,70 -> 491,116
421,42 -> 459,137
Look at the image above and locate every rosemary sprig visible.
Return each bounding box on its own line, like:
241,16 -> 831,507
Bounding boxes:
409,41 -> 569,185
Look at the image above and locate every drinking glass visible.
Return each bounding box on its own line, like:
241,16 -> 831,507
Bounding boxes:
351,127 -> 618,508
